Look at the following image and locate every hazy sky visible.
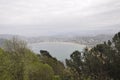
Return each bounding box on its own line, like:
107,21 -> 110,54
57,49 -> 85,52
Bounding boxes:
0,0 -> 120,36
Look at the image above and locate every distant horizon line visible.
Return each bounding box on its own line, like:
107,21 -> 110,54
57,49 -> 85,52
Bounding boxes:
0,32 -> 115,38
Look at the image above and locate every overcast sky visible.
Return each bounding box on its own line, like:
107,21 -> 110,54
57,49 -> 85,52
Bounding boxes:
0,0 -> 120,36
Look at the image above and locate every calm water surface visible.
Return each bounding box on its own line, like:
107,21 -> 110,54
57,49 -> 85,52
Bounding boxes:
29,42 -> 86,61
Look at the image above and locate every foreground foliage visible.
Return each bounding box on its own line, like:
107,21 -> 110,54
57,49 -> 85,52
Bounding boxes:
0,38 -> 54,80
66,32 -> 120,80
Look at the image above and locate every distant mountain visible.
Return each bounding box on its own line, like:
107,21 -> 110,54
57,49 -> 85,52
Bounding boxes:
72,34 -> 113,46
0,38 -> 6,47
0,34 -> 28,47
26,34 -> 113,47
0,33 -> 114,47
0,34 -> 28,41
0,34 -> 16,39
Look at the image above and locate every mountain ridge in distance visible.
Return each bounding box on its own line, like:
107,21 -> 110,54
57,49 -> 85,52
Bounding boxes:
0,33 -> 114,47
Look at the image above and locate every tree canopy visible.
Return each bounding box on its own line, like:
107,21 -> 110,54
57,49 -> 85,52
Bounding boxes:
66,32 -> 120,80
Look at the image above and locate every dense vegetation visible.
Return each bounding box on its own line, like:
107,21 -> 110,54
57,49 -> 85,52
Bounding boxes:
0,38 -> 54,80
0,32 -> 120,80
66,32 -> 120,80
